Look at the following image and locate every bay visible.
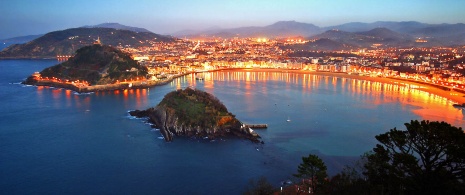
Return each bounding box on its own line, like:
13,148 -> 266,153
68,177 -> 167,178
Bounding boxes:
1,60 -> 464,194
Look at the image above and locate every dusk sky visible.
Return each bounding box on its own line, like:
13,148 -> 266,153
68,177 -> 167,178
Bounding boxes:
1,0 -> 465,39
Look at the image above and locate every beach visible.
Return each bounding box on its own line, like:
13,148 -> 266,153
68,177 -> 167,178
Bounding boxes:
24,67 -> 465,105
232,68 -> 465,105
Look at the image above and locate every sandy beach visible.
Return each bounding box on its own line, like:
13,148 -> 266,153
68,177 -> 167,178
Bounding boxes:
231,68 -> 465,105
26,67 -> 465,105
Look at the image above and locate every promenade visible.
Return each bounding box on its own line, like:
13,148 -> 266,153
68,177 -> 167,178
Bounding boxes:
236,68 -> 465,104
28,68 -> 465,105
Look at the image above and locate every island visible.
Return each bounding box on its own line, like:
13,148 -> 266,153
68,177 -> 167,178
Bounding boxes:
129,88 -> 262,143
22,44 -> 184,92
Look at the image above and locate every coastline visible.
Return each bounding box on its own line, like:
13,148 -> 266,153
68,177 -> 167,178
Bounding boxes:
23,72 -> 191,93
24,68 -> 465,104
228,68 -> 465,105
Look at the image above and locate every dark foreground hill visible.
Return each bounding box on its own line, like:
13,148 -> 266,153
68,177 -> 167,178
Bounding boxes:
0,27 -> 175,58
129,88 -> 262,143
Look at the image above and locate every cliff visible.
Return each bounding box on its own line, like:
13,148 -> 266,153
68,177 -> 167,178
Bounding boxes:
129,88 -> 262,143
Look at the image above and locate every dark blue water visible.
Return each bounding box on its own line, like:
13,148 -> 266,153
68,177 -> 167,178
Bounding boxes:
1,60 -> 464,194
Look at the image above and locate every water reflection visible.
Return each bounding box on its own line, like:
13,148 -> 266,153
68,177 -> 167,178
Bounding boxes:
200,71 -> 463,127
32,71 -> 464,127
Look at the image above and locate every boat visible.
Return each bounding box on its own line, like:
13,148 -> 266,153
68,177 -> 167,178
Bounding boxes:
195,76 -> 204,80
452,103 -> 465,108
286,117 -> 291,122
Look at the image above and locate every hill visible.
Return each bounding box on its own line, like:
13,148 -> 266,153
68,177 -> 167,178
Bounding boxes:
0,27 -> 175,58
81,22 -> 152,33
0,34 -> 42,51
24,44 -> 148,85
175,20 -> 465,46
281,38 -> 354,51
324,21 -> 430,33
129,88 -> 261,142
308,28 -> 415,48
324,21 -> 465,46
175,21 -> 322,38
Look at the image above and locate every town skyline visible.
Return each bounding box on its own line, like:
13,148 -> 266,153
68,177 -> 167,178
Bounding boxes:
2,0 -> 465,39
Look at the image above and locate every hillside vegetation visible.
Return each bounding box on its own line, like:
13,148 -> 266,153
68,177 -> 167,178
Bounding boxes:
159,87 -> 235,128
0,27 -> 174,58
129,88 -> 261,142
40,44 -> 148,85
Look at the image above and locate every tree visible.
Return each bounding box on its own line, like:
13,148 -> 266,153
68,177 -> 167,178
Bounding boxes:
364,120 -> 465,194
294,154 -> 328,194
329,165 -> 369,195
243,176 -> 276,195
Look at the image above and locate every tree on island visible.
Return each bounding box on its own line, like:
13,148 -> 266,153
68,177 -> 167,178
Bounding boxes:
294,154 -> 328,194
363,120 -> 465,194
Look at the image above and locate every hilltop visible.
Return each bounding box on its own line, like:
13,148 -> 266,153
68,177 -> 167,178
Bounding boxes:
308,28 -> 415,48
129,88 -> 262,143
81,22 -> 152,33
24,44 -> 148,86
0,27 -> 175,58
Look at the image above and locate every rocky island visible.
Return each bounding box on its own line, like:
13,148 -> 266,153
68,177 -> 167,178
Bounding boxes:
129,88 -> 262,143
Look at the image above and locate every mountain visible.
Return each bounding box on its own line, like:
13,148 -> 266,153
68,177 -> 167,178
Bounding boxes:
0,23 -> 148,52
175,21 -> 322,38
0,34 -> 43,44
81,23 -> 152,33
357,28 -> 409,39
308,28 -> 432,48
0,27 -> 175,58
324,21 -> 465,46
129,88 -> 261,143
174,20 -> 465,46
281,38 -> 354,51
0,34 -> 42,51
324,21 -> 431,33
409,23 -> 465,45
24,44 -> 148,85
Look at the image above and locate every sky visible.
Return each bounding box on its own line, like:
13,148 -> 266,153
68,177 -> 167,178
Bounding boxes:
1,0 -> 465,39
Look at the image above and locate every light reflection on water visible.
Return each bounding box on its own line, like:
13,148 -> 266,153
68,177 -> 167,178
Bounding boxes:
198,71 -> 463,127
167,71 -> 464,157
10,68 -> 465,193
42,70 -> 464,133
34,71 -> 465,152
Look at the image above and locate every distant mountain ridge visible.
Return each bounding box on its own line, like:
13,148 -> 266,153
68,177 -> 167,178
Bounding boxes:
81,23 -> 152,33
2,21 -> 465,57
175,20 -> 465,46
308,28 -> 418,48
323,21 -> 431,33
174,20 -> 322,38
0,34 -> 43,51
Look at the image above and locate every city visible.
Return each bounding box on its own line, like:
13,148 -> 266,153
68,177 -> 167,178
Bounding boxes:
86,35 -> 465,93
2,0 -> 465,194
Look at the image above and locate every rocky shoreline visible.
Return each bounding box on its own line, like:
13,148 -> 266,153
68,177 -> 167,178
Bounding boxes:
129,88 -> 262,143
129,108 -> 262,143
